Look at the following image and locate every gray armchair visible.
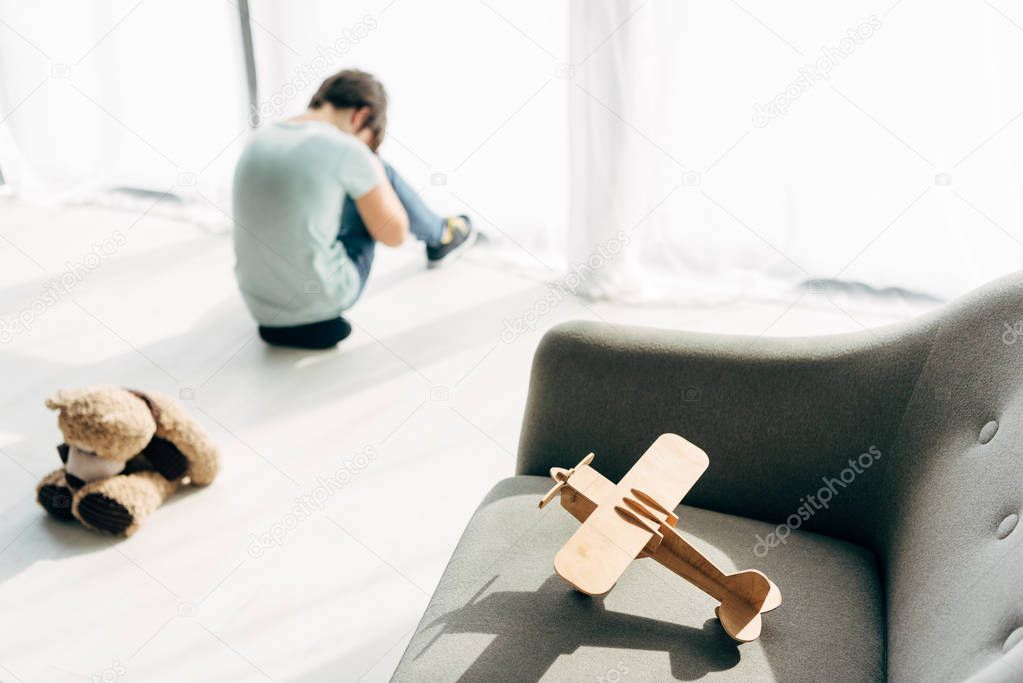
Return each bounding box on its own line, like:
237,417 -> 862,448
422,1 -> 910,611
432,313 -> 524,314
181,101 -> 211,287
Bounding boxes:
392,274 -> 1023,682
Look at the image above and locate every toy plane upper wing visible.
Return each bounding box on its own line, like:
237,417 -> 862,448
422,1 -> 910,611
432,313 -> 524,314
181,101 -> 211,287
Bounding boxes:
614,433 -> 709,512
553,434 -> 709,595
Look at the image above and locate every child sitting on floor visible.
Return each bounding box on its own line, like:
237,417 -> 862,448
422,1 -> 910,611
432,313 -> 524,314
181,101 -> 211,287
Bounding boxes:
232,69 -> 475,349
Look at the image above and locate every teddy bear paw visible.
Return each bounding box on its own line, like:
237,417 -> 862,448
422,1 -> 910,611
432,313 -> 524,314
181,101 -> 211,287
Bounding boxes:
36,469 -> 74,521
38,483 -> 74,521
75,492 -> 135,535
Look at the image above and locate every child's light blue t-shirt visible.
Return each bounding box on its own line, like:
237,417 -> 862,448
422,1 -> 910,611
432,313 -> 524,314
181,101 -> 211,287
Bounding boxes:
232,120 -> 379,326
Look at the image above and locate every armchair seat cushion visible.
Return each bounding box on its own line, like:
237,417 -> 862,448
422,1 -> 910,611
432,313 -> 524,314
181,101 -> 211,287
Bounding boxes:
393,476 -> 884,682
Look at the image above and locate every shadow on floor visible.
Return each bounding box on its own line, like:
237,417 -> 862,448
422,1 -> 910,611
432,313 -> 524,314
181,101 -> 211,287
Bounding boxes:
0,514 -> 122,585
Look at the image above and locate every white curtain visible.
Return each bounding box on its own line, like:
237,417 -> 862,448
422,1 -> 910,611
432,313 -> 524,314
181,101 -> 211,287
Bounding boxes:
3,1 -> 1021,301
246,0 -> 571,264
569,0 -> 1023,301
0,0 -> 248,217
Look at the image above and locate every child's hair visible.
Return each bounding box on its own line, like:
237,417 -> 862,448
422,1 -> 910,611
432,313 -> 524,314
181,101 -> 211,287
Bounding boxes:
309,69 -> 387,151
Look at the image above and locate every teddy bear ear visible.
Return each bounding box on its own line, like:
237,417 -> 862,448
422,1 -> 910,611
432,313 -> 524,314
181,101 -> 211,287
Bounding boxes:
45,390 -> 72,410
45,387 -> 91,410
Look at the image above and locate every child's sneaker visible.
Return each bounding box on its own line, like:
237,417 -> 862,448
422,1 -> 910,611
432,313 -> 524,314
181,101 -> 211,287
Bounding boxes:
427,215 -> 476,268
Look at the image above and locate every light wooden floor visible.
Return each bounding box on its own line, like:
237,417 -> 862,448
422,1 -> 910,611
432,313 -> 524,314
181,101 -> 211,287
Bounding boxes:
0,199 -> 935,682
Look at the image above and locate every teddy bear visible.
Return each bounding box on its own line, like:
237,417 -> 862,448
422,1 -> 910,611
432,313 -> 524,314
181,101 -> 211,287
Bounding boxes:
35,385 -> 220,536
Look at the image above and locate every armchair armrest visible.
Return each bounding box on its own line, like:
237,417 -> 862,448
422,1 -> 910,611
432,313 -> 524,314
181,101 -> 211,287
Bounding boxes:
516,318 -> 939,548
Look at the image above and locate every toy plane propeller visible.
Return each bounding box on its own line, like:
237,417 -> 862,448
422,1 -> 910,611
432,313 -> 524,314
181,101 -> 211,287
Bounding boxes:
539,433 -> 782,642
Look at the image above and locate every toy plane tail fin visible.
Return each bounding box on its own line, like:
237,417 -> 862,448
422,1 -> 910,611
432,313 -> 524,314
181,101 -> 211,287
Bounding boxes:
715,570 -> 782,642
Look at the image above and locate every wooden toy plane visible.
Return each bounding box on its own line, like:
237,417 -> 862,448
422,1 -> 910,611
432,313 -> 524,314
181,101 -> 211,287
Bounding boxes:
539,433 -> 782,642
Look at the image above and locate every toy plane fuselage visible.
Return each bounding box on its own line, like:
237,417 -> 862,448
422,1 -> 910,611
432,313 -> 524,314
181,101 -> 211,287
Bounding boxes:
539,433 -> 781,642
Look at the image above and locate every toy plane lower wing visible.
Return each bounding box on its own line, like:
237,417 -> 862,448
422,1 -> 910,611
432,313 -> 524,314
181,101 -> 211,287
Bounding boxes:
552,434 -> 708,596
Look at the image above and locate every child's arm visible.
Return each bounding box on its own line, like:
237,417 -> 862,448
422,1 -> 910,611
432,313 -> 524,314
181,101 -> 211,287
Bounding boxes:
354,156 -> 409,246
